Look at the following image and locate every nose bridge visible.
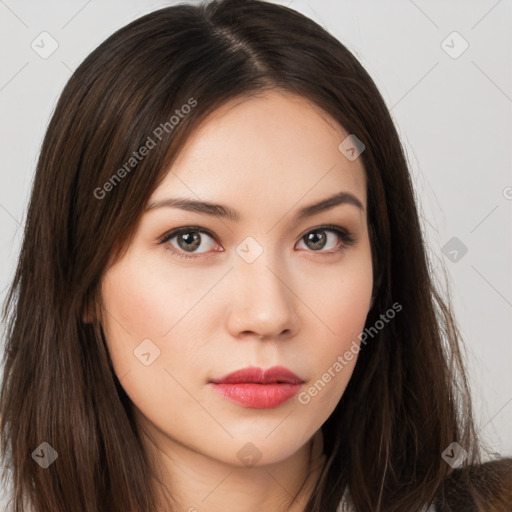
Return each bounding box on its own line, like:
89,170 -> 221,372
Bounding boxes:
227,236 -> 299,339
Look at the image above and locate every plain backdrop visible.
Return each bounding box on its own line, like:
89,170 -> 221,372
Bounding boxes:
1,0 -> 511,507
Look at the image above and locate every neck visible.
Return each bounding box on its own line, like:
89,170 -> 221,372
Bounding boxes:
136,415 -> 326,512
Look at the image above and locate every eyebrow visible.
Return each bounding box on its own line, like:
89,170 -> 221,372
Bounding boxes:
145,191 -> 364,222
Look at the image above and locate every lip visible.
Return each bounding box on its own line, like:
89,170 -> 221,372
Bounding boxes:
209,366 -> 304,409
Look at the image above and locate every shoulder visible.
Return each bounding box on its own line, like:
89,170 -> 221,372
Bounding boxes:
433,458 -> 512,512
338,459 -> 512,511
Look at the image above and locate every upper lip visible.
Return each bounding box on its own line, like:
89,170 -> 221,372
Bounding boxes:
209,366 -> 304,384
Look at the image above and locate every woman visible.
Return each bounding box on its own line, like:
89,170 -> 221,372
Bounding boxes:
1,0 -> 510,511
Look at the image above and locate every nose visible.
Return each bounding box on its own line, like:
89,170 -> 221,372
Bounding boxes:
225,254 -> 300,342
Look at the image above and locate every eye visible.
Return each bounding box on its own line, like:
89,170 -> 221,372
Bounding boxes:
158,224 -> 356,261
297,225 -> 356,255
159,227 -> 220,261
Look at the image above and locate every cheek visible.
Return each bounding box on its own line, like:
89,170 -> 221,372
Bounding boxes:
99,256 -> 177,375
312,241 -> 373,341
300,246 -> 373,408
99,257 -> 204,422
99,251 -> 219,393
102,246 -> 201,337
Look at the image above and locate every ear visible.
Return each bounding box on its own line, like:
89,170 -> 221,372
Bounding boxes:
369,267 -> 382,311
81,292 -> 97,324
81,303 -> 94,324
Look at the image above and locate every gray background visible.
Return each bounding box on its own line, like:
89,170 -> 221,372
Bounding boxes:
1,0 -> 511,506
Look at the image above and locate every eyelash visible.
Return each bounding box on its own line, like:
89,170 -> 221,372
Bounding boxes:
158,224 -> 356,261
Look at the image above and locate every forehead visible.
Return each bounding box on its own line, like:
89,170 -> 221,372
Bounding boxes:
150,89 -> 367,217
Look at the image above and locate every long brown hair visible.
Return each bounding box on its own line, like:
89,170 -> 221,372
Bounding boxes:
1,0 -> 508,511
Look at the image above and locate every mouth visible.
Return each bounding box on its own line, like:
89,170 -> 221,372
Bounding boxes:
209,366 -> 304,409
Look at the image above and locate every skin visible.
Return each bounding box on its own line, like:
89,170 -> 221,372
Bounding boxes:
100,89 -> 373,512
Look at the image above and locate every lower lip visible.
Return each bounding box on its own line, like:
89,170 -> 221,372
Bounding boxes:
210,382 -> 302,408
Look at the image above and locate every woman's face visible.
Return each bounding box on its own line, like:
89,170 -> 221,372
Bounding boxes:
100,89 -> 373,467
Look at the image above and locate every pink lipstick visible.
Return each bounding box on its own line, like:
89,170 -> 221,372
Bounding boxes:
209,366 -> 304,409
